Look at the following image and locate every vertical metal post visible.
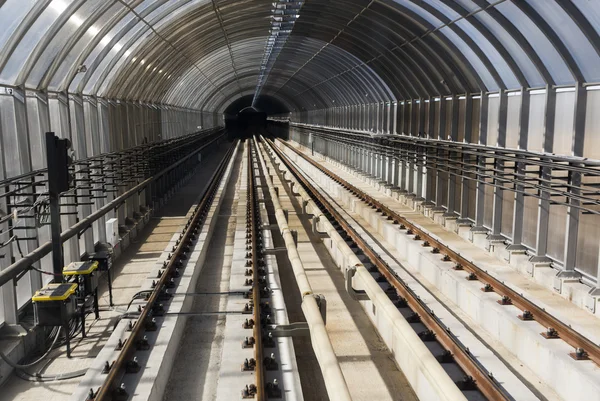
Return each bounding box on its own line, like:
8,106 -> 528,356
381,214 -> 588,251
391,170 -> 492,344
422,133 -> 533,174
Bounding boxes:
532,85 -> 556,262
435,97 -> 447,207
46,132 -> 65,279
509,88 -> 530,249
416,99 -> 426,199
458,94 -> 474,221
446,96 -> 460,216
425,98 -> 436,204
474,92 -> 489,229
561,82 -> 586,278
491,90 -> 508,238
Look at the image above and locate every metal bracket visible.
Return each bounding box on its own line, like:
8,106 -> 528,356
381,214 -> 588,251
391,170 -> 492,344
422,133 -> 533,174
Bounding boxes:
269,322 -> 310,337
263,247 -> 288,255
290,182 -> 301,196
262,223 -> 280,231
301,200 -> 312,217
311,216 -> 329,238
345,266 -> 369,301
313,293 -> 327,324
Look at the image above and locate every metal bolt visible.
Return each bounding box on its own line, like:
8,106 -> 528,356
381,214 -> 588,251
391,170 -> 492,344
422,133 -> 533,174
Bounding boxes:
520,310 -> 533,320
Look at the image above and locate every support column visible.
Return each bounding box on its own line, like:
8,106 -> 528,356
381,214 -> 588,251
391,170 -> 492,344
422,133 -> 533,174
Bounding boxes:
508,88 -> 530,249
424,98 -> 436,205
435,97 -> 447,208
416,99 -> 426,199
561,82 -> 586,278
407,101 -> 415,194
473,92 -> 489,230
532,85 -> 556,263
69,94 -> 94,257
446,96 -> 460,216
458,94 -> 474,222
490,90 -> 508,239
387,154 -> 393,185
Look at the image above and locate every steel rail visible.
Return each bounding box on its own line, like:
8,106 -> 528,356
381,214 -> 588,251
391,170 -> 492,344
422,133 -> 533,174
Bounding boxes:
0,132 -> 226,288
265,137 -> 509,401
91,140 -> 237,401
248,140 -> 266,401
278,138 -> 600,368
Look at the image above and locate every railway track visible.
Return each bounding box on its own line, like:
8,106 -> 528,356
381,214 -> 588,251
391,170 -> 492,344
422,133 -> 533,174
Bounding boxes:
87,141 -> 238,401
260,135 -> 517,401
244,140 -> 267,399
81,133 -> 598,401
275,137 -> 600,369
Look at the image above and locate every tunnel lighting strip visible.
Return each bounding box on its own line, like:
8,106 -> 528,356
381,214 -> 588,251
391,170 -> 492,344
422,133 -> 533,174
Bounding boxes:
251,0 -> 304,106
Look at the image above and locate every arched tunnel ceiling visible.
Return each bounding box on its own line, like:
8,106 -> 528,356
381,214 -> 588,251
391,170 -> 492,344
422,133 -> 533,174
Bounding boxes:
1,0 -> 599,114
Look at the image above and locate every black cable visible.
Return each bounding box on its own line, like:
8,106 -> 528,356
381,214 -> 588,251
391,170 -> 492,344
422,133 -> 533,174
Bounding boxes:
0,328 -> 61,369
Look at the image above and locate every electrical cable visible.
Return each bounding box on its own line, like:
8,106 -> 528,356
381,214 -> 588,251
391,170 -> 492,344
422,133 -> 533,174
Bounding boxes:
0,326 -> 61,369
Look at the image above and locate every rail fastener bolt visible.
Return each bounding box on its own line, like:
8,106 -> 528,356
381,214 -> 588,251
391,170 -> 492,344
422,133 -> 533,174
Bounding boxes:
518,310 -> 534,321
456,375 -> 477,391
263,332 -> 276,348
497,295 -> 512,305
406,312 -> 421,323
542,327 -> 560,339
266,379 -> 282,398
242,384 -> 257,399
418,329 -> 436,341
436,350 -> 454,363
125,357 -> 141,373
265,353 -> 279,370
113,383 -> 128,401
102,361 -> 112,374
570,347 -> 590,360
467,272 -> 477,281
481,283 -> 493,292
242,336 -> 255,348
137,335 -> 150,350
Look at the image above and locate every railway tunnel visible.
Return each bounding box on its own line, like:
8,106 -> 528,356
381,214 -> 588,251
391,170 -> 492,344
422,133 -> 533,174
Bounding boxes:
0,1 -> 599,401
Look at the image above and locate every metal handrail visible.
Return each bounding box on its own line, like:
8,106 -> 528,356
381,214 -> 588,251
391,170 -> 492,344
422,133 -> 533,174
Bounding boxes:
0,131 -> 225,288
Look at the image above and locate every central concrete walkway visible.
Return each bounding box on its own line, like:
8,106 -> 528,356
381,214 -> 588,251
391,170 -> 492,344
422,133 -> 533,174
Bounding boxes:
1,143 -> 231,401
163,146 -> 243,401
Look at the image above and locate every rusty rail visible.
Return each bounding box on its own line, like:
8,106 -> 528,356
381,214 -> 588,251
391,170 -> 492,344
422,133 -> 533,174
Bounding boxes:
264,137 -> 510,401
278,138 -> 600,367
247,140 -> 266,400
89,141 -> 237,401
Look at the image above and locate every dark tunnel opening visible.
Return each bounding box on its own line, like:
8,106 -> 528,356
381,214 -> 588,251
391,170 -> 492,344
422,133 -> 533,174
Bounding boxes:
224,95 -> 289,139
